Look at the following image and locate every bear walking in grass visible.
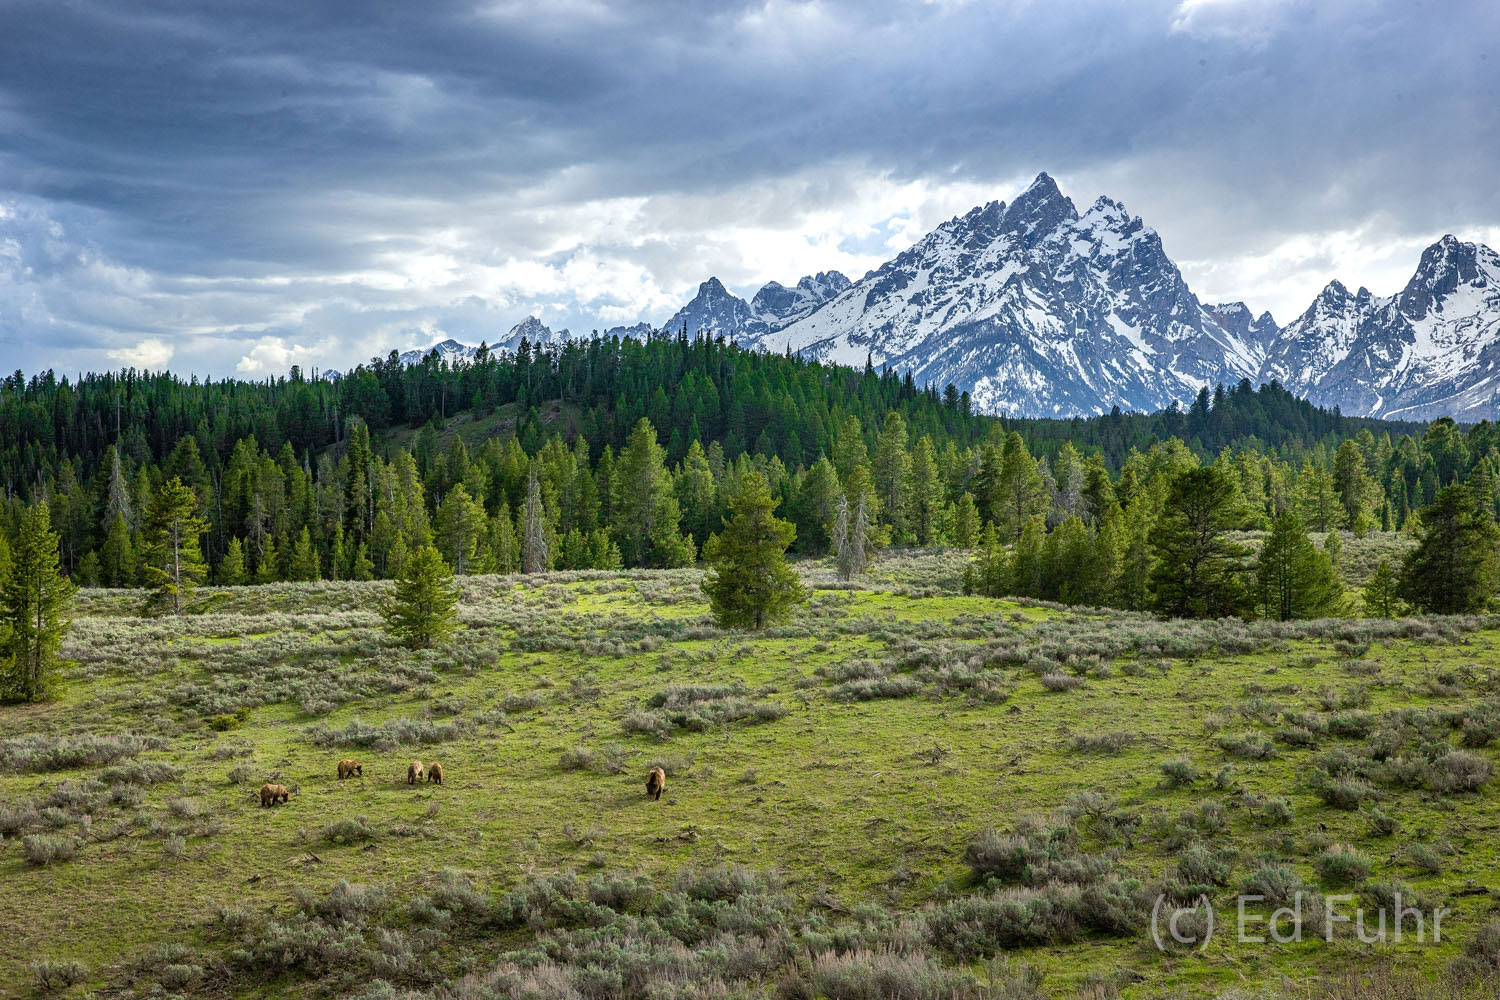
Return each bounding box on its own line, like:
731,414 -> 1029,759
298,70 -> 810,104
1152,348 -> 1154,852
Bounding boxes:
407,761 -> 424,784
427,762 -> 443,785
646,766 -> 666,800
260,783 -> 289,807
337,759 -> 362,780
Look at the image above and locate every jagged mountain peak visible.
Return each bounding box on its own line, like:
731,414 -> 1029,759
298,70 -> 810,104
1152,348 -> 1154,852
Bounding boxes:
1001,172 -> 1077,245
501,315 -> 571,351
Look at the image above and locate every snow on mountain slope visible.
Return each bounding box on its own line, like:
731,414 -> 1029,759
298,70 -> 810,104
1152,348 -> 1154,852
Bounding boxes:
1263,237 -> 1500,420
663,271 -> 850,340
747,173 -> 1264,416
397,338 -> 481,367
498,315 -> 571,352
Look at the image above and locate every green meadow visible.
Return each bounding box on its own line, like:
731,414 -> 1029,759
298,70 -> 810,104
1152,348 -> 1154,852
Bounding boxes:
4,550 -> 1500,998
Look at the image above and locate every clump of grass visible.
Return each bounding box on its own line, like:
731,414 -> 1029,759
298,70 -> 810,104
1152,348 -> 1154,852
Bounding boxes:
1039,673 -> 1084,692
1,733 -> 166,773
557,746 -> 595,771
30,958 -> 89,992
1317,844 -> 1374,886
321,817 -> 376,844
1159,757 -> 1199,788
23,833 -> 82,866
305,717 -> 469,750
1071,731 -> 1135,754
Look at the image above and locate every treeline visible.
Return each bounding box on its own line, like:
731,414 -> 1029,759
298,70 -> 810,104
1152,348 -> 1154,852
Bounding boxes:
2,333 -> 1500,601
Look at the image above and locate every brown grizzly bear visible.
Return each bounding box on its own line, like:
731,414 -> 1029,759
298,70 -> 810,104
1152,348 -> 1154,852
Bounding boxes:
407,761 -> 425,784
337,759 -> 362,780
646,766 -> 666,800
260,783 -> 290,807
427,761 -> 443,785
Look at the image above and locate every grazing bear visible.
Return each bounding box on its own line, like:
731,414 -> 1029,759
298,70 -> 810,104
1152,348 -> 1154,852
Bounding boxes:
427,761 -> 443,785
337,759 -> 362,780
260,783 -> 290,807
646,766 -> 666,801
408,761 -> 425,784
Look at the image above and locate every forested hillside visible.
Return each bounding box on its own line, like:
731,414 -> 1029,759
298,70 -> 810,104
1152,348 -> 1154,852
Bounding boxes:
0,333 -> 1494,601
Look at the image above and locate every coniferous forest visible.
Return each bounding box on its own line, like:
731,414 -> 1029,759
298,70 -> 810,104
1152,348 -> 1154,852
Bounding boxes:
2,331 -> 1498,620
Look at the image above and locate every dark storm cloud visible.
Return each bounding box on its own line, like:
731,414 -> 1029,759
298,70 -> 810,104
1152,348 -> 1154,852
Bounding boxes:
0,0 -> 1496,375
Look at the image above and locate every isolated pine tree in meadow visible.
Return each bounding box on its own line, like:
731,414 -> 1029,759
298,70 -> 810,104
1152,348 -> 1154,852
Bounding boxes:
382,544 -> 460,649
1254,511 -> 1341,621
144,476 -> 209,615
1398,484 -> 1500,614
1,501 -> 76,703
702,471 -> 807,629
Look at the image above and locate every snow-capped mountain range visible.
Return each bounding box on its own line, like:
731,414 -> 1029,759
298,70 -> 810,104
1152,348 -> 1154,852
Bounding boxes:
379,173 -> 1500,420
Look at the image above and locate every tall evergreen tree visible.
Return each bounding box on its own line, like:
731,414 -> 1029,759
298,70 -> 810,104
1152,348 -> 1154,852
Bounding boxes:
1254,511 -> 1341,621
1363,558 -> 1402,618
1398,484 -> 1500,614
289,526 -> 321,582
382,544 -> 461,649
220,537 -> 247,585
1148,466 -> 1250,619
999,432 -> 1048,540
436,484 -> 487,575
0,501 -> 75,702
144,476 -> 209,615
701,471 -> 806,629
522,468 -> 550,574
613,418 -> 693,567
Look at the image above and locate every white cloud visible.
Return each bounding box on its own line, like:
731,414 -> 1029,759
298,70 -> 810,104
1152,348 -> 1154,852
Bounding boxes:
1169,0 -> 1299,47
235,336 -> 332,375
107,337 -> 175,369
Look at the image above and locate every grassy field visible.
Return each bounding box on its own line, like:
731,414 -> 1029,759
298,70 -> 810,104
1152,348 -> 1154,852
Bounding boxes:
4,548 -> 1500,998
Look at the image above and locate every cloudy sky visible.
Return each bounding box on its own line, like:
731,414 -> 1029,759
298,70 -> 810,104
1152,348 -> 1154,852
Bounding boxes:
1,0 -> 1496,378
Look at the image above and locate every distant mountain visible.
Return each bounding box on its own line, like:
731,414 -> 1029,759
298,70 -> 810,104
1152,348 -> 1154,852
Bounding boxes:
1262,236 -> 1500,420
662,271 -> 850,341
499,315 -> 571,352
740,173 -> 1264,416
396,338 -> 480,367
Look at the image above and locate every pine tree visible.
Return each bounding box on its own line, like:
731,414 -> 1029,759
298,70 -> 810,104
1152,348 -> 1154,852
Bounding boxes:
872,412 -> 911,540
999,432 -> 1047,540
613,418 -> 693,567
220,537 -> 247,585
952,492 -> 981,548
1253,511 -> 1341,621
143,476 -> 209,614
522,468 -> 550,574
254,535 -> 280,584
1148,466 -> 1250,619
1295,459 -> 1343,532
100,512 -> 136,587
904,435 -> 945,545
1115,498 -> 1156,611
1363,558 -> 1402,618
382,544 -> 461,649
351,543 -> 376,581
701,471 -> 807,629
1398,484 -> 1500,614
0,501 -> 76,702
289,526 -> 321,582
436,484 -> 487,575
1009,516 -> 1046,597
